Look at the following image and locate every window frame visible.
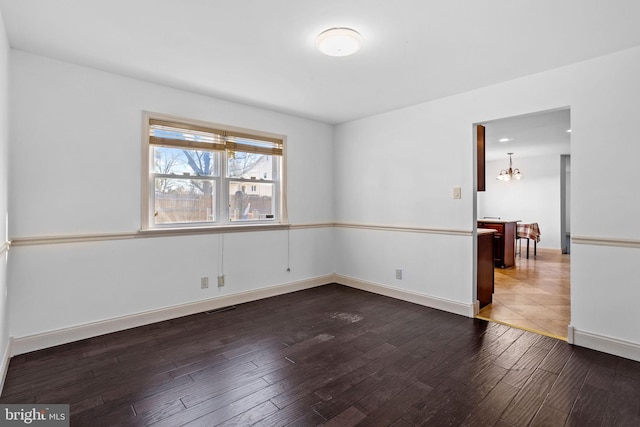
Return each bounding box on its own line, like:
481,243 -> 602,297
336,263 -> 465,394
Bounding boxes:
141,112 -> 286,231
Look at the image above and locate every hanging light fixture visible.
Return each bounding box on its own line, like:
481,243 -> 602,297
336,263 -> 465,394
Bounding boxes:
316,27 -> 363,57
497,152 -> 523,180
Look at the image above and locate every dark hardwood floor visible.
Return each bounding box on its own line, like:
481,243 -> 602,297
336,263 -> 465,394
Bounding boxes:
2,284 -> 639,426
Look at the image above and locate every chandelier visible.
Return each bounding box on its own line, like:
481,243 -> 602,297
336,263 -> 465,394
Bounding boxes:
497,153 -> 523,180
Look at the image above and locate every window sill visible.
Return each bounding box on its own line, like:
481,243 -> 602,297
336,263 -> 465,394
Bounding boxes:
138,223 -> 290,237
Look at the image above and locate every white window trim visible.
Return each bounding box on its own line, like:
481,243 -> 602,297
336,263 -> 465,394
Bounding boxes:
141,111 -> 287,231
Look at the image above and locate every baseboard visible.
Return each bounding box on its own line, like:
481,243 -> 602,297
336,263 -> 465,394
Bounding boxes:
570,325 -> 640,362
11,275 -> 332,356
334,274 -> 475,318
567,325 -> 575,344
0,337 -> 12,394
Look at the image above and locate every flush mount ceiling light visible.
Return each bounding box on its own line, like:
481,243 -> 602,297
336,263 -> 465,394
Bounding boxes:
497,152 -> 523,181
316,27 -> 363,57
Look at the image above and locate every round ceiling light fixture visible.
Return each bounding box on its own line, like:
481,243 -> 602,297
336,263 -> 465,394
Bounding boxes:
316,27 -> 363,57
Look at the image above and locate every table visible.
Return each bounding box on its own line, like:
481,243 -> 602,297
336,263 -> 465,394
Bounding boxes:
517,223 -> 541,259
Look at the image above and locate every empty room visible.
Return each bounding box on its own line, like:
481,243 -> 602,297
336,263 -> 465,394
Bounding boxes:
0,1 -> 639,426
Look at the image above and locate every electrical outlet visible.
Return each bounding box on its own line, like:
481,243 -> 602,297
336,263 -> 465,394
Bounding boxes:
395,269 -> 403,280
200,277 -> 209,289
217,275 -> 225,287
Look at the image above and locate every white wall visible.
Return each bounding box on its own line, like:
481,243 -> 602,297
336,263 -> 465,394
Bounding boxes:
0,10 -> 10,371
6,43 -> 640,361
7,51 -> 334,340
334,45 -> 640,355
478,155 -> 562,249
565,158 -> 571,233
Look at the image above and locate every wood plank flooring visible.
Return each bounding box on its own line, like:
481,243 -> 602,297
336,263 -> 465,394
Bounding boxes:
479,249 -> 570,339
2,284 -> 639,426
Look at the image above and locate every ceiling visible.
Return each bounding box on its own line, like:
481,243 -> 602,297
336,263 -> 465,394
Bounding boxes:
483,108 -> 571,161
1,1 -> 640,125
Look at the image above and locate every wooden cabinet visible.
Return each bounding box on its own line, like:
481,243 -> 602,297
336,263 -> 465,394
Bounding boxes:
477,220 -> 518,268
477,125 -> 486,192
477,229 -> 495,308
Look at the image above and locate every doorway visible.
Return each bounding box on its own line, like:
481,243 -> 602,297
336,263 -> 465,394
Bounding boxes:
474,108 -> 571,339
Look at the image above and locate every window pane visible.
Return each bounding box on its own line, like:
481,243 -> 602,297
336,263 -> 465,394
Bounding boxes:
154,147 -> 219,176
154,178 -> 215,224
229,181 -> 274,221
227,152 -> 274,179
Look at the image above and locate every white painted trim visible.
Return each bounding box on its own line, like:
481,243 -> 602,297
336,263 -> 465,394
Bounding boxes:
0,240 -> 9,255
11,224 -> 292,246
11,275 -> 332,356
473,300 -> 480,316
334,274 -> 476,318
0,337 -> 12,394
289,223 -> 333,230
567,324 -> 575,344
9,223 -> 337,247
572,236 -> 640,249
335,222 -> 472,236
13,229 -> 640,249
572,327 -> 640,362
12,232 -> 144,246
12,225 -> 292,247
10,222 -> 464,247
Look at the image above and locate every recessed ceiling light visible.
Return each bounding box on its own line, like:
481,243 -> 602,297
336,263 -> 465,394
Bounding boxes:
316,27 -> 363,57
566,129 -> 572,133
498,138 -> 511,142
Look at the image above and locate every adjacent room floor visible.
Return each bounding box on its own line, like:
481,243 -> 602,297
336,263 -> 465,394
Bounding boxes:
2,283 -> 637,426
478,248 -> 570,339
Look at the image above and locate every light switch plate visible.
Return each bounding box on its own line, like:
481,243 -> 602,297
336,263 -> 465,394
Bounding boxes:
453,187 -> 462,199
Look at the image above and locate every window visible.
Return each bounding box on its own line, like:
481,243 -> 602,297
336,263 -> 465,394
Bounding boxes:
144,115 -> 284,229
